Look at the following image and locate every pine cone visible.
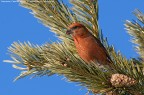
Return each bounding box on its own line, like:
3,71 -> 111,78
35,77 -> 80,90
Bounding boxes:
110,74 -> 137,87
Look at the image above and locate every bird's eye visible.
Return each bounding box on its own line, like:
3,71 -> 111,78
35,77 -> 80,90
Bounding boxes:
71,26 -> 79,30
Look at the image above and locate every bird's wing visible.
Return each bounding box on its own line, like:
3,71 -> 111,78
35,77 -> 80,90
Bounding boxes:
93,35 -> 112,63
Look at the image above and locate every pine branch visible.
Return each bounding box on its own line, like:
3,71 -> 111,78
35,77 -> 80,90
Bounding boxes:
4,42 -> 54,81
5,0 -> 144,95
20,0 -> 77,42
6,42 -> 113,93
6,41 -> 144,94
97,37 -> 144,94
98,31 -> 144,94
71,0 -> 99,37
133,9 -> 144,24
125,10 -> 144,60
108,46 -> 144,94
20,0 -> 99,39
6,43 -> 144,93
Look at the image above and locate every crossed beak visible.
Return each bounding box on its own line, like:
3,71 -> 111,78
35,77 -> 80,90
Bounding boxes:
66,29 -> 73,35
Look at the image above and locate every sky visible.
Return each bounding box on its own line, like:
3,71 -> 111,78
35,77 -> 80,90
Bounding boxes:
0,0 -> 144,95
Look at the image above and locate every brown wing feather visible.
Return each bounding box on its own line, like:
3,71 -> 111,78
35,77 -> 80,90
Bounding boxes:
93,35 -> 112,63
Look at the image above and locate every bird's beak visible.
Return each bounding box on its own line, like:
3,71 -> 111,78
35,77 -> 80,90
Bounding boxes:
66,29 -> 73,35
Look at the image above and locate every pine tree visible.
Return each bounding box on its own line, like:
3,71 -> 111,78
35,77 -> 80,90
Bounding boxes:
4,0 -> 144,95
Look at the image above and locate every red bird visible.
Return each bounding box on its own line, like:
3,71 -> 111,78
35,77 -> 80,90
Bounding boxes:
66,22 -> 112,65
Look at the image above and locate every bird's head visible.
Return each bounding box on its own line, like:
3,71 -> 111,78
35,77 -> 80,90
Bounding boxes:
66,22 -> 89,37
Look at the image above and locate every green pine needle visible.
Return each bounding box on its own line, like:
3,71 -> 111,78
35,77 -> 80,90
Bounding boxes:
4,0 -> 144,94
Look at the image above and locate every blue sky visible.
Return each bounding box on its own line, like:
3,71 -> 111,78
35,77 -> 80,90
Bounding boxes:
0,0 -> 144,95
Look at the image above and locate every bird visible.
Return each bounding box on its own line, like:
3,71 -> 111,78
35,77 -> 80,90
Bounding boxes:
66,22 -> 112,65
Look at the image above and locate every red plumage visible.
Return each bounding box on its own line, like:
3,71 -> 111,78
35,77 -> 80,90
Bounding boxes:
66,22 -> 111,65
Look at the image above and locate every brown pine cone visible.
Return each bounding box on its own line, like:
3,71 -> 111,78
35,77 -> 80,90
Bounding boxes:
110,73 -> 137,87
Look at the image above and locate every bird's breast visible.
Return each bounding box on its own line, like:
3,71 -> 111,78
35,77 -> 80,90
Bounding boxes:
73,35 -> 109,64
74,36 -> 97,62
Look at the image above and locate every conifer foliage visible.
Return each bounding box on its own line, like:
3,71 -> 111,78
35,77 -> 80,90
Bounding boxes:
5,0 -> 144,95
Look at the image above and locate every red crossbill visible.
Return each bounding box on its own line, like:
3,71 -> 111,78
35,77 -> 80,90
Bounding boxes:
66,22 -> 112,65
